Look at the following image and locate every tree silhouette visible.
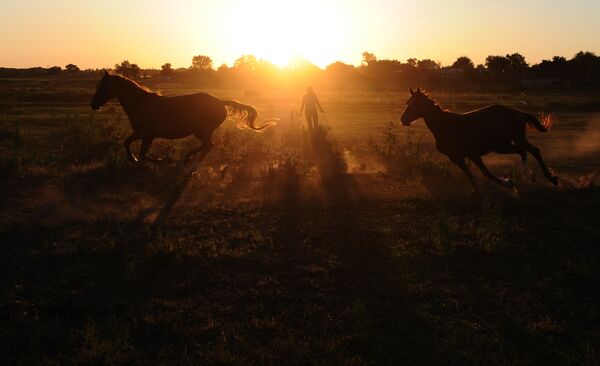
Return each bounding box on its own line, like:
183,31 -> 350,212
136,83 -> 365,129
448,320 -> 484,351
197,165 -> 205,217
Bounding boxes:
234,55 -> 259,71
361,52 -> 377,67
161,63 -> 173,76
115,60 -> 140,78
485,53 -> 528,79
417,59 -> 440,71
191,55 -> 213,70
47,66 -> 61,75
506,53 -> 528,77
485,55 -> 511,77
65,64 -> 80,72
452,56 -> 474,71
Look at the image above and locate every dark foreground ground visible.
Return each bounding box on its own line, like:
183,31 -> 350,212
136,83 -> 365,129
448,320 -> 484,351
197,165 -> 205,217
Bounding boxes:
2,180 -> 599,365
1,82 -> 599,365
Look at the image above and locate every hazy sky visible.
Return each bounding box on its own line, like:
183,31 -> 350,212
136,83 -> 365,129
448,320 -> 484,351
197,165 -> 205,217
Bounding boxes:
1,0 -> 599,69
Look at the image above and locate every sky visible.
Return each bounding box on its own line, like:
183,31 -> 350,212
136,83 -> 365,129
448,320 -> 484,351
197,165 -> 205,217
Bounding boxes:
0,0 -> 599,69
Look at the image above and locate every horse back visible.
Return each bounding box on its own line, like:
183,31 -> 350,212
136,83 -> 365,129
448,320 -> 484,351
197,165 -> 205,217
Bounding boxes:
132,92 -> 227,139
434,105 -> 527,157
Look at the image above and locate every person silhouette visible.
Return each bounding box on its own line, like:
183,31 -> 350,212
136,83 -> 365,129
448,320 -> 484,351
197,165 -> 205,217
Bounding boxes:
299,86 -> 325,132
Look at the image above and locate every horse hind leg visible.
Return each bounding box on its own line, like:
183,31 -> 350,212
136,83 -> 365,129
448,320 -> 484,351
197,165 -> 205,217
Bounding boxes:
468,155 -> 515,188
185,134 -> 214,162
514,137 -> 558,185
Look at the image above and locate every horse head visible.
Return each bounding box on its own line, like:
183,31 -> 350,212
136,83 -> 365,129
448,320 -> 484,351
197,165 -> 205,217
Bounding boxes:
90,70 -> 117,110
400,87 -> 434,126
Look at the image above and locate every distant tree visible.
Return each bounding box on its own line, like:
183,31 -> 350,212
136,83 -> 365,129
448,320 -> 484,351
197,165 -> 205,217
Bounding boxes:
485,53 -> 528,79
485,55 -> 511,76
406,58 -> 418,68
47,66 -> 62,75
191,55 -> 213,70
325,61 -> 355,76
65,63 -> 80,72
531,56 -> 569,79
572,51 -> 597,62
569,51 -> 600,83
506,53 -> 528,77
217,63 -> 229,72
369,59 -> 402,75
552,56 -> 567,63
417,59 -> 440,71
361,52 -> 377,67
451,56 -> 474,71
234,54 -> 259,71
324,61 -> 356,87
115,60 -> 140,78
160,62 -> 173,76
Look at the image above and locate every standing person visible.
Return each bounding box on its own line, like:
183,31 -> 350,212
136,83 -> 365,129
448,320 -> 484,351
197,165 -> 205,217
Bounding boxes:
299,86 -> 325,132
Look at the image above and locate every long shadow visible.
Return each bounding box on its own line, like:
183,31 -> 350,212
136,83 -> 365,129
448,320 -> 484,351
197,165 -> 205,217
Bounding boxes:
137,149 -> 212,227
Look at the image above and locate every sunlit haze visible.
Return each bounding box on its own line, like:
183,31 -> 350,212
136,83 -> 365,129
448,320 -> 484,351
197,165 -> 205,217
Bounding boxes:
1,0 -> 599,69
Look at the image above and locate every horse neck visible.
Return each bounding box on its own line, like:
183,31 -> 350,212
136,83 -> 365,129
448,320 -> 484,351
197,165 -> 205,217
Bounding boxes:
115,81 -> 149,109
423,104 -> 447,135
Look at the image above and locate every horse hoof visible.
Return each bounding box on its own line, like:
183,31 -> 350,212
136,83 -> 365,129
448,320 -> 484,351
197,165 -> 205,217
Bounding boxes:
549,175 -> 559,185
502,178 -> 515,188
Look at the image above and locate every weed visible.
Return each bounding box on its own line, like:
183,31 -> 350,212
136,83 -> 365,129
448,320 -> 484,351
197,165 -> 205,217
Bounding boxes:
430,209 -> 457,255
477,198 -> 507,251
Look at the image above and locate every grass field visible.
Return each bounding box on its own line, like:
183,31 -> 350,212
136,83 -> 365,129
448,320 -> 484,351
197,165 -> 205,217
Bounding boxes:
1,76 -> 599,365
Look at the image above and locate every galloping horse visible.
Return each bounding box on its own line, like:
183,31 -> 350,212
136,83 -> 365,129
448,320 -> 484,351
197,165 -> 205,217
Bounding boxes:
90,71 -> 274,163
400,88 -> 558,192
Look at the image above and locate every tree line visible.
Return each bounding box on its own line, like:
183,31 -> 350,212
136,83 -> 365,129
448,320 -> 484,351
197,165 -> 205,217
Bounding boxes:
1,51 -> 599,90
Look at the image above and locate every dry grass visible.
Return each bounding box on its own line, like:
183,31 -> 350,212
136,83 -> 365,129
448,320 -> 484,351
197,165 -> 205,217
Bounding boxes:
1,76 -> 599,365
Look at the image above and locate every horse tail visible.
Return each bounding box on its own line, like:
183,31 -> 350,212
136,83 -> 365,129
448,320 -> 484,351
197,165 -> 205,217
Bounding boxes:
522,111 -> 553,132
222,100 -> 276,131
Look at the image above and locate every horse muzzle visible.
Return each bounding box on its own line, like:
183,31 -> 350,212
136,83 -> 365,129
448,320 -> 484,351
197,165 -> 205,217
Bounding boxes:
400,117 -> 411,126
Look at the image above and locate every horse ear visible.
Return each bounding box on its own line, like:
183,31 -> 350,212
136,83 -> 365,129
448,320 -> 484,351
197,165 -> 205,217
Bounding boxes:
409,88 -> 415,96
416,87 -> 421,93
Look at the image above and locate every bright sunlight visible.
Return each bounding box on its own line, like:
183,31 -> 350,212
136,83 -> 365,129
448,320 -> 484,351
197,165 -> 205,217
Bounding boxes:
227,0 -> 352,67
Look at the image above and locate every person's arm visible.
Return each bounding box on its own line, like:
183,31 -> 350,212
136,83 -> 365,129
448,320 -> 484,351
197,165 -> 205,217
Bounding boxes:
299,95 -> 305,115
316,97 -> 325,113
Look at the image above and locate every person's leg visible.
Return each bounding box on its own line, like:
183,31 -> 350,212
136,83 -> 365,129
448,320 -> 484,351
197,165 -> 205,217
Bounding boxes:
305,113 -> 314,132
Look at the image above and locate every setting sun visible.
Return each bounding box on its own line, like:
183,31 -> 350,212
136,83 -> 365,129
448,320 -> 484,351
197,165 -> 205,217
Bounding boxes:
225,0 -> 353,67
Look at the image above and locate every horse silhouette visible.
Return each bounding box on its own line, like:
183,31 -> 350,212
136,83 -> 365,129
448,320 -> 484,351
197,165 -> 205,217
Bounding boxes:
90,71 -> 274,163
400,88 -> 558,192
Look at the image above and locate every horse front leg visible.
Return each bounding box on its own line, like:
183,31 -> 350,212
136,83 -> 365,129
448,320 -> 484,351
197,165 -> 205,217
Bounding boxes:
124,133 -> 141,162
140,138 -> 172,164
449,156 -> 479,193
468,155 -> 514,188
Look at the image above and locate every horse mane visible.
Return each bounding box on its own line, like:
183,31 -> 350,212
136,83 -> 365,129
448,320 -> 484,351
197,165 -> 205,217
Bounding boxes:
412,88 -> 445,113
110,73 -> 160,96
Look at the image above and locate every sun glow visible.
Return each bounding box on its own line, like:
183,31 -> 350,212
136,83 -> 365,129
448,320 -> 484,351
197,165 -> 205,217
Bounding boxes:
227,0 -> 352,68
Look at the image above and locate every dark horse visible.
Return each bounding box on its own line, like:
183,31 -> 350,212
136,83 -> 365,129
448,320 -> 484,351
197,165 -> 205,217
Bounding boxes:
400,88 -> 558,192
90,71 -> 274,163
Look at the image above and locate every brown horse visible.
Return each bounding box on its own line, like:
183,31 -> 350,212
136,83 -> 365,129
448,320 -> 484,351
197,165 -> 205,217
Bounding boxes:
90,71 -> 274,163
400,88 -> 558,192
